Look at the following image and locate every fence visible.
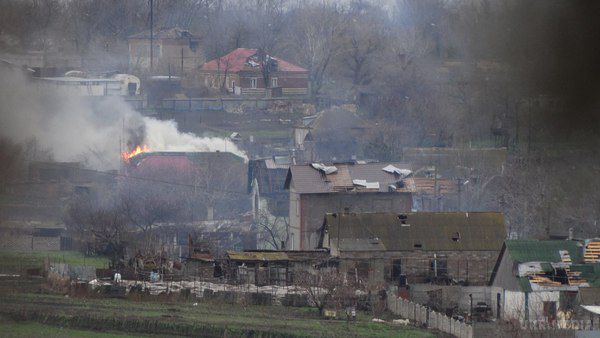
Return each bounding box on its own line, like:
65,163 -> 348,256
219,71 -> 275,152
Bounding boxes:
387,296 -> 473,338
160,97 -> 306,112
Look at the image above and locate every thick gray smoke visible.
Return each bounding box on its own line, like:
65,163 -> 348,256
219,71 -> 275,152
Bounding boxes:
0,67 -> 246,170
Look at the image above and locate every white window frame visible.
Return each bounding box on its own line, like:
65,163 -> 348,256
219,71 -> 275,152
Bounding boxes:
271,77 -> 278,87
251,78 -> 257,89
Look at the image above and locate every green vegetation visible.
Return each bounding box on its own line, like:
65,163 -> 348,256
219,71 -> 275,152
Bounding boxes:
0,251 -> 109,273
0,292 -> 433,338
0,320 -> 145,338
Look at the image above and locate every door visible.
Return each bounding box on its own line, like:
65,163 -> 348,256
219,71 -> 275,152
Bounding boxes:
543,301 -> 557,323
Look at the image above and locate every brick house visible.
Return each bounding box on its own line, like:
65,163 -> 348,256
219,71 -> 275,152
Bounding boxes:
128,27 -> 204,76
319,212 -> 506,286
284,162 -> 415,250
197,48 -> 308,96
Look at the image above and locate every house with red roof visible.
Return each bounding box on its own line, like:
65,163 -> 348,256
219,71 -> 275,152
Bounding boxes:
197,48 -> 308,96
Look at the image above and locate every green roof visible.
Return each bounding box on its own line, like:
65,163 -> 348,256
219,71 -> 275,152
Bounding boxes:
571,264 -> 600,287
505,240 -> 583,264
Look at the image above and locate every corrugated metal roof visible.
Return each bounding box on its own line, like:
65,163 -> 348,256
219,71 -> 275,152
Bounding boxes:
324,212 -> 506,252
571,264 -> 600,287
226,251 -> 289,261
505,240 -> 583,264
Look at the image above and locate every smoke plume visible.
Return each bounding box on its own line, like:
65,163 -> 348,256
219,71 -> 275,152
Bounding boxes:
0,67 -> 246,170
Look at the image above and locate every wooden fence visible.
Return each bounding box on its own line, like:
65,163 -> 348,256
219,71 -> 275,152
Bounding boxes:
387,297 -> 473,338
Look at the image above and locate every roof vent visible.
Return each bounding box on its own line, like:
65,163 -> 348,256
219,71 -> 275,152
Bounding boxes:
452,232 -> 461,242
397,214 -> 410,226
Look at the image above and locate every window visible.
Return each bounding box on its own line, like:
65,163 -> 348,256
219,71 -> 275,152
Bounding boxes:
392,259 -> 402,281
251,78 -> 257,88
271,77 -> 278,87
231,80 -> 235,89
452,232 -> 461,242
430,257 -> 448,278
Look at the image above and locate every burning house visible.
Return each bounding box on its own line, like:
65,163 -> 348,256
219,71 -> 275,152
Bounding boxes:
122,151 -> 249,222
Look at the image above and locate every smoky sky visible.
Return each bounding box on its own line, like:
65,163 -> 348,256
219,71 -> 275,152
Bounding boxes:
484,0 -> 600,134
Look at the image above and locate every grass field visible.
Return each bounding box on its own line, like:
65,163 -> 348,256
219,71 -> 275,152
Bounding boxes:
0,320 -> 149,338
0,291 -> 435,338
0,251 -> 109,273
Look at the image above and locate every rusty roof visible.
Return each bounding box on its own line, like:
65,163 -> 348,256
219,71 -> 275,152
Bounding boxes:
190,251 -> 214,262
226,251 -> 289,261
285,162 -> 414,194
323,212 -> 506,252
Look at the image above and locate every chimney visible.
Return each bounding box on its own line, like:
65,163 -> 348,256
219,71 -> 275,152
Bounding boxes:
568,227 -> 574,240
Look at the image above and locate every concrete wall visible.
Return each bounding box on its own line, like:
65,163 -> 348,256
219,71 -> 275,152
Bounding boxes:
387,296 -> 474,338
491,250 -> 521,291
501,290 -> 560,323
409,284 -> 492,313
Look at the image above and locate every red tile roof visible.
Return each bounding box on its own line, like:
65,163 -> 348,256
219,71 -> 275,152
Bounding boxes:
201,48 -> 307,73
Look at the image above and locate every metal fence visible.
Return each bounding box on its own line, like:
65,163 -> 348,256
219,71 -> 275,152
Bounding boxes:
387,296 -> 473,338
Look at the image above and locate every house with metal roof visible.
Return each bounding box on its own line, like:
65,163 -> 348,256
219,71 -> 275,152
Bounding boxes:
319,211 -> 506,286
490,239 -> 600,326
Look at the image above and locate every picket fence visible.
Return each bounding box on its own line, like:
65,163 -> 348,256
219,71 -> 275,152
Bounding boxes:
387,297 -> 473,338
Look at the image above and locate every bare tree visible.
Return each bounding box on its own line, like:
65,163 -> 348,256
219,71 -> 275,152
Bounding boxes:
255,208 -> 288,250
293,269 -> 357,317
286,3 -> 346,99
64,192 -> 130,266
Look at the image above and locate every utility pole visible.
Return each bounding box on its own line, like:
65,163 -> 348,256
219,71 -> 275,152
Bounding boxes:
149,0 -> 154,72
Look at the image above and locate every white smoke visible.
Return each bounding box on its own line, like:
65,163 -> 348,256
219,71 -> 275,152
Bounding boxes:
0,67 -> 246,170
144,118 -> 246,160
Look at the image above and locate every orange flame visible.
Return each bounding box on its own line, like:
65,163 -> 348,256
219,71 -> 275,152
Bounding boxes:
121,144 -> 149,162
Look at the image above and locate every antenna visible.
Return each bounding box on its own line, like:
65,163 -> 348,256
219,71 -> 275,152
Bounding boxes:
149,0 -> 154,72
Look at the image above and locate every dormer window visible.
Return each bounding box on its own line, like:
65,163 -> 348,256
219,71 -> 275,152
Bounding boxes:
452,232 -> 461,242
